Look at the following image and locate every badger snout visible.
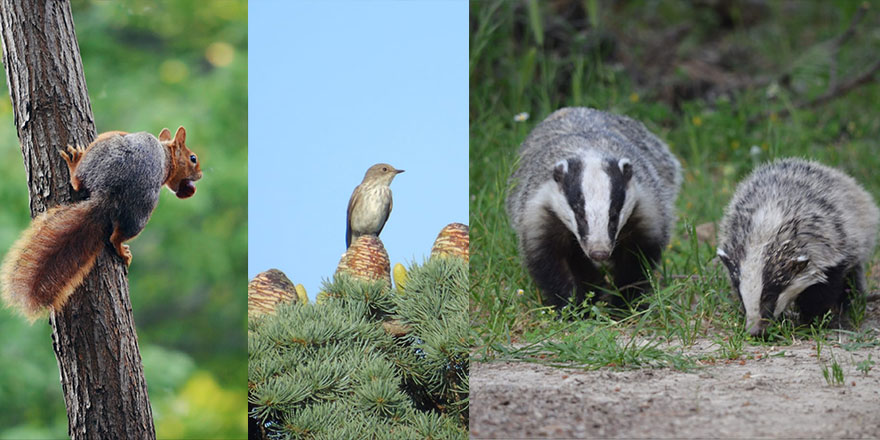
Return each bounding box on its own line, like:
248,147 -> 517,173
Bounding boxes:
588,250 -> 610,261
583,239 -> 613,262
746,318 -> 770,338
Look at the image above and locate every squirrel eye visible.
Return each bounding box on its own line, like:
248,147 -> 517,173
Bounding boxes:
190,154 -> 197,164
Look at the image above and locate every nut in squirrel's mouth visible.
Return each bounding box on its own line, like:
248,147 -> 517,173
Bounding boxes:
175,179 -> 196,199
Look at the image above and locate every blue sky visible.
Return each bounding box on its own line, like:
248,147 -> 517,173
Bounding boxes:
248,1 -> 468,300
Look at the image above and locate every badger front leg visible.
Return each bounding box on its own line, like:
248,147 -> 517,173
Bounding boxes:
610,240 -> 662,309
846,264 -> 867,297
525,246 -> 575,309
566,243 -> 604,305
795,264 -> 847,327
525,234 -> 601,310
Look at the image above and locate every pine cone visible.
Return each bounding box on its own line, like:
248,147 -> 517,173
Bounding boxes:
430,223 -> 469,262
336,235 -> 392,287
248,268 -> 298,318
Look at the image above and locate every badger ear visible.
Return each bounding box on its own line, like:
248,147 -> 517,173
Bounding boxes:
618,158 -> 632,181
792,255 -> 809,273
717,248 -> 732,269
553,160 -> 568,184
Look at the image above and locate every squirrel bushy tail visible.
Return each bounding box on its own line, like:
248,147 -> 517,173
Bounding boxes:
1,198 -> 108,321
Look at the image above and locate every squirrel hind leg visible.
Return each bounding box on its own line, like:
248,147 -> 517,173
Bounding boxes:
109,225 -> 133,266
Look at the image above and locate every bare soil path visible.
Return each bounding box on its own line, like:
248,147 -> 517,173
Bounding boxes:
471,303 -> 880,439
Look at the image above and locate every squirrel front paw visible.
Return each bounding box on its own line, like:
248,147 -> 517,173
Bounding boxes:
60,144 -> 86,167
60,145 -> 87,191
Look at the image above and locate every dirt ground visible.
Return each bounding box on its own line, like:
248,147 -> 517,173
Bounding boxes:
470,301 -> 880,439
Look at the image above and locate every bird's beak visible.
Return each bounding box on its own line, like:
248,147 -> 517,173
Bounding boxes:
396,169 -> 405,174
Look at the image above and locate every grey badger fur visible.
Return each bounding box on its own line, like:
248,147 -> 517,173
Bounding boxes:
717,158 -> 879,337
506,107 -> 682,309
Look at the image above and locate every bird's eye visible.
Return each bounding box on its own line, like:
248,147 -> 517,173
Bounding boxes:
190,154 -> 197,164
382,167 -> 388,171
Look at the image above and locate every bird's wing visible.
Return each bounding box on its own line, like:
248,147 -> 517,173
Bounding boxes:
376,191 -> 392,237
345,185 -> 360,248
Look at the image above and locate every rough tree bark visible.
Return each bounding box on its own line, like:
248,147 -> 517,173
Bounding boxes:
0,1 -> 155,438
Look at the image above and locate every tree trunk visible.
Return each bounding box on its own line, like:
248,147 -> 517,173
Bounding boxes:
0,1 -> 155,438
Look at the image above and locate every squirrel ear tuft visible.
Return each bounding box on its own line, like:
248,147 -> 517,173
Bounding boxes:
159,128 -> 172,142
174,126 -> 186,144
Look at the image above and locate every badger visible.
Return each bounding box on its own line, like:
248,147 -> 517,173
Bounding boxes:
506,107 -> 682,310
716,158 -> 879,337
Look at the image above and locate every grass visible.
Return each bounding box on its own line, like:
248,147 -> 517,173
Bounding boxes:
812,325 -> 847,386
855,353 -> 875,376
469,0 -> 880,371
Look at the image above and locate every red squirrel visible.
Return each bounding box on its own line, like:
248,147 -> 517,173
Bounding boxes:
0,127 -> 202,320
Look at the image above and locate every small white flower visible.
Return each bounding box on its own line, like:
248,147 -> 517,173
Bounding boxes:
766,82 -> 780,99
750,145 -> 761,157
516,289 -> 524,296
513,112 -> 529,122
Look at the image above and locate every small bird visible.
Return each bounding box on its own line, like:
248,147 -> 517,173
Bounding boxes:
346,163 -> 404,248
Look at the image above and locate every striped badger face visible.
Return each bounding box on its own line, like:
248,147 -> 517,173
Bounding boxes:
550,153 -> 637,262
717,212 -> 824,337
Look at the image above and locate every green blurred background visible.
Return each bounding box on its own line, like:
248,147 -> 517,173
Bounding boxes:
0,1 -> 247,438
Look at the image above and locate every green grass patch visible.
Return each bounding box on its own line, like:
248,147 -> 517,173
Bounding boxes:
470,0 -> 880,370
